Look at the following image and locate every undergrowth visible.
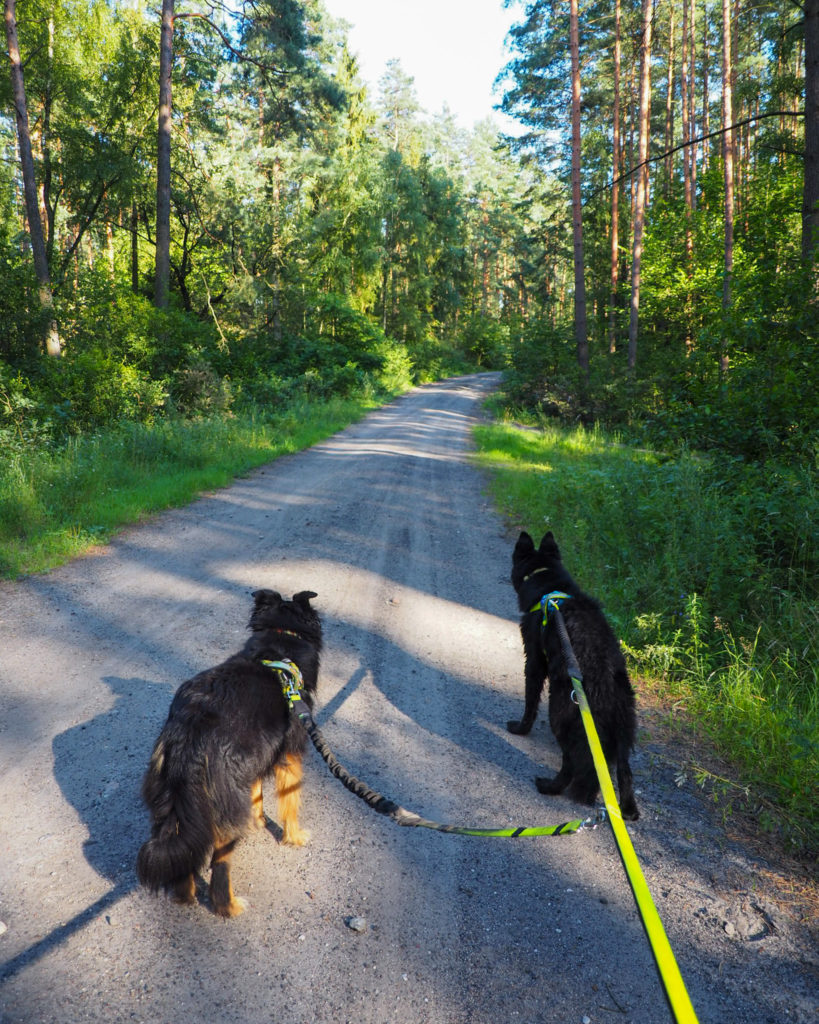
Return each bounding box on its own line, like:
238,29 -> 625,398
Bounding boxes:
473,418 -> 818,855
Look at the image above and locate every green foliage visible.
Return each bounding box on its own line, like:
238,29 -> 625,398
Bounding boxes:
39,283 -> 236,430
474,419 -> 818,849
0,240 -> 45,364
41,349 -> 168,432
501,319 -> 578,411
460,315 -> 510,369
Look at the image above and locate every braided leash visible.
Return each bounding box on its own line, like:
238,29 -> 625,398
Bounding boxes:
263,658 -> 603,839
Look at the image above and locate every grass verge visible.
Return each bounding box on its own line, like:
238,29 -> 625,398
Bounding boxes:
0,393 -> 385,578
473,418 -> 818,856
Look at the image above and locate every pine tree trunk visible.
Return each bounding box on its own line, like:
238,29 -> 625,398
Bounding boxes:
609,0 -> 622,355
481,201 -> 490,315
702,14 -> 710,169
627,0 -> 653,372
271,155 -> 283,343
4,0 -> 61,355
689,0 -> 697,209
569,0 -> 588,376
803,0 -> 819,270
721,0 -> 735,317
154,0 -> 174,309
682,0 -> 693,259
664,4 -> 675,193
131,202 -> 140,293
41,15 -> 55,265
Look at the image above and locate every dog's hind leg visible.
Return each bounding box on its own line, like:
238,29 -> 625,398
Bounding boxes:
250,777 -> 265,829
616,749 -> 639,821
566,762 -> 600,806
209,837 -> 246,917
275,754 -> 308,846
172,873 -> 196,905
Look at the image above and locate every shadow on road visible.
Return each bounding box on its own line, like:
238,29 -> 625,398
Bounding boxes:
2,676 -> 163,983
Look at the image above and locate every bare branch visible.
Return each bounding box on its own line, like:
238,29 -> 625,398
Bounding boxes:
174,11 -> 291,77
586,110 -> 806,204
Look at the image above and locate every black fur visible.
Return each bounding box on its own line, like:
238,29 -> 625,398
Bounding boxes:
508,532 -> 639,820
136,589 -> 321,915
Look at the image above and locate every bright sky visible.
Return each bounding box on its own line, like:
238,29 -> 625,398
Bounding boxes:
321,0 -> 522,133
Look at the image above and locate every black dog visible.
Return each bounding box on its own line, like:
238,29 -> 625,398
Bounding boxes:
508,532 -> 639,820
136,589 -> 321,916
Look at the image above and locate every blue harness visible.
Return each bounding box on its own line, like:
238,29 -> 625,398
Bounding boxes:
529,590 -> 572,625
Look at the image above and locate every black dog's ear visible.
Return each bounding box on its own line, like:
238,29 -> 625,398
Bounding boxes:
252,589 -> 282,607
515,531 -> 535,553
539,532 -> 560,557
292,590 -> 318,610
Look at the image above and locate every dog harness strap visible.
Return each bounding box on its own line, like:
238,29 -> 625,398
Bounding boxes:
261,659 -> 306,711
529,590 -> 572,619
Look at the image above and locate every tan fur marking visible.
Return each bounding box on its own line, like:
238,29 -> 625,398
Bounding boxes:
210,840 -> 245,917
250,777 -> 265,829
275,754 -> 308,846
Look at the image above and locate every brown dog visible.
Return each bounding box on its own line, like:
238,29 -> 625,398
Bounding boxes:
136,589 -> 321,916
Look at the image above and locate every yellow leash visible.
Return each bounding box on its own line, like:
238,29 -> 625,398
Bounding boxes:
549,603 -> 700,1024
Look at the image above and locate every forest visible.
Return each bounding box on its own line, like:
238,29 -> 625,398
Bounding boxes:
1,0 -> 816,449
1,2 -> 817,845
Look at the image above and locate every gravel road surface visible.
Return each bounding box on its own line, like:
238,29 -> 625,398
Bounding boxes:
0,373 -> 815,1024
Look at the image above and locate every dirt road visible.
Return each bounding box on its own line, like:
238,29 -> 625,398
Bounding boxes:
0,374 -> 815,1023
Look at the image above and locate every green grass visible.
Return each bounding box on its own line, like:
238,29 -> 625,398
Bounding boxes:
473,418 -> 818,854
0,393 -> 385,577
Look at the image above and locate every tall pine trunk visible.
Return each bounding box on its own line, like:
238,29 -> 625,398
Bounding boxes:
609,0 -> 622,354
663,4 -> 675,193
131,202 -> 140,293
4,0 -> 61,356
569,0 -> 588,376
721,0 -> 735,317
154,0 -> 174,309
803,0 -> 819,271
688,0 -> 697,208
682,0 -> 691,222
702,13 -> 710,170
627,0 -> 653,372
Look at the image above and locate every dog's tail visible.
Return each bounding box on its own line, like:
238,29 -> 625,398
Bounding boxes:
136,748 -> 214,892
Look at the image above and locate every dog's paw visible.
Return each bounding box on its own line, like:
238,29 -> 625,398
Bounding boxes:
620,800 -> 640,821
281,825 -> 310,847
213,895 -> 248,918
507,720 -> 532,735
171,874 -> 196,905
535,775 -> 563,795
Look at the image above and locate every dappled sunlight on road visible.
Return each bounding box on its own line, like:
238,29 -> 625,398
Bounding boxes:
224,557 -> 520,692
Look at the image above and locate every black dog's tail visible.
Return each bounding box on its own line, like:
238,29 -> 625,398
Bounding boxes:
136,751 -> 214,892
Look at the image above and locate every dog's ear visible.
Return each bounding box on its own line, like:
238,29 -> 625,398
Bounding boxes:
539,532 -> 560,558
292,590 -> 318,610
515,531 -> 535,554
252,589 -> 282,607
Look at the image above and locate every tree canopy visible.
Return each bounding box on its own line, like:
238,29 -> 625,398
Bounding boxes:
0,0 -> 816,462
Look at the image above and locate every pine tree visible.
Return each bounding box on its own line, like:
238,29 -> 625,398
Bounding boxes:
4,0 -> 61,354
